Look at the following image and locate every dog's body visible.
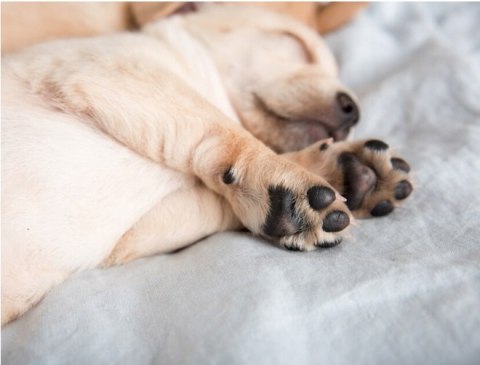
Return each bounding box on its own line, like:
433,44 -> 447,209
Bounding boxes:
2,5 -> 412,325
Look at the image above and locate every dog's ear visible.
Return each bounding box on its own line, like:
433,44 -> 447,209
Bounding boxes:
316,2 -> 368,34
130,2 -> 193,27
245,2 -> 318,29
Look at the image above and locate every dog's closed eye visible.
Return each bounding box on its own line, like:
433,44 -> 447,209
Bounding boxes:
279,31 -> 314,63
261,30 -> 313,64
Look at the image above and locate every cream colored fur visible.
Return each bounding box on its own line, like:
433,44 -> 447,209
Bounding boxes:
2,5 -> 362,325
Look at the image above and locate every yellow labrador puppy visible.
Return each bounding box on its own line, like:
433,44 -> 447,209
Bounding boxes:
2,4 -> 413,325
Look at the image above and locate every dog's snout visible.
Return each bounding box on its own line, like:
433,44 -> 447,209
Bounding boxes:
337,92 -> 359,125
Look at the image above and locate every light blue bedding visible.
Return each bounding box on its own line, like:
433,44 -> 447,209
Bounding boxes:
3,3 -> 480,364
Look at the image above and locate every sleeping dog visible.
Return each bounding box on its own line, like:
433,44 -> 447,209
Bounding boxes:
1,4 -> 413,325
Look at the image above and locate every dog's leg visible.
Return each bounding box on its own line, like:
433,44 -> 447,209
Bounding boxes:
284,138 -> 413,218
103,182 -> 241,267
1,262 -> 70,326
10,53 -> 352,250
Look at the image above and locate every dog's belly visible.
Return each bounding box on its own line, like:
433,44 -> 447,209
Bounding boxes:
2,76 -> 194,271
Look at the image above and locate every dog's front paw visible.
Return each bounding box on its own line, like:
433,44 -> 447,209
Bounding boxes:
219,153 -> 352,251
286,139 -> 413,218
262,184 -> 350,251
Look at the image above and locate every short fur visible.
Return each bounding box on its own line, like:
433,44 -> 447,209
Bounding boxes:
1,4 -> 412,325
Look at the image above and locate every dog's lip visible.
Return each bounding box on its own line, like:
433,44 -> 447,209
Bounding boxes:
302,121 -> 330,141
253,93 -> 289,121
330,128 -> 350,141
253,93 -> 342,141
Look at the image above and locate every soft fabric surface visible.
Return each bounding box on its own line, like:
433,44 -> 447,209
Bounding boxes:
3,3 -> 480,364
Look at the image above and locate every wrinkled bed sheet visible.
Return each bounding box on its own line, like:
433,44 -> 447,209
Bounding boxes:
2,3 -> 480,364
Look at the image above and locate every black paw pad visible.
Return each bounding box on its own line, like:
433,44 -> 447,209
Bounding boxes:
371,200 -> 394,217
391,157 -> 411,173
222,167 -> 235,184
284,244 -> 304,252
315,238 -> 342,248
307,186 -> 335,211
263,186 -> 304,237
394,180 -> 413,200
322,211 -> 350,232
339,153 -> 376,210
365,139 -> 389,151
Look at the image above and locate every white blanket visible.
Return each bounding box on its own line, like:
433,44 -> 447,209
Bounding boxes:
3,3 -> 480,364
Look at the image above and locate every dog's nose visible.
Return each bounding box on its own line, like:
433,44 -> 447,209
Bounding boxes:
337,92 -> 359,125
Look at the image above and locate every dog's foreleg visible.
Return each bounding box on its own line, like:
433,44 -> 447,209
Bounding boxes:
14,51 -> 351,249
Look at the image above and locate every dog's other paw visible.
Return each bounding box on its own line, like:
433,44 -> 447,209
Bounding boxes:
218,152 -> 352,251
285,138 -> 413,218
